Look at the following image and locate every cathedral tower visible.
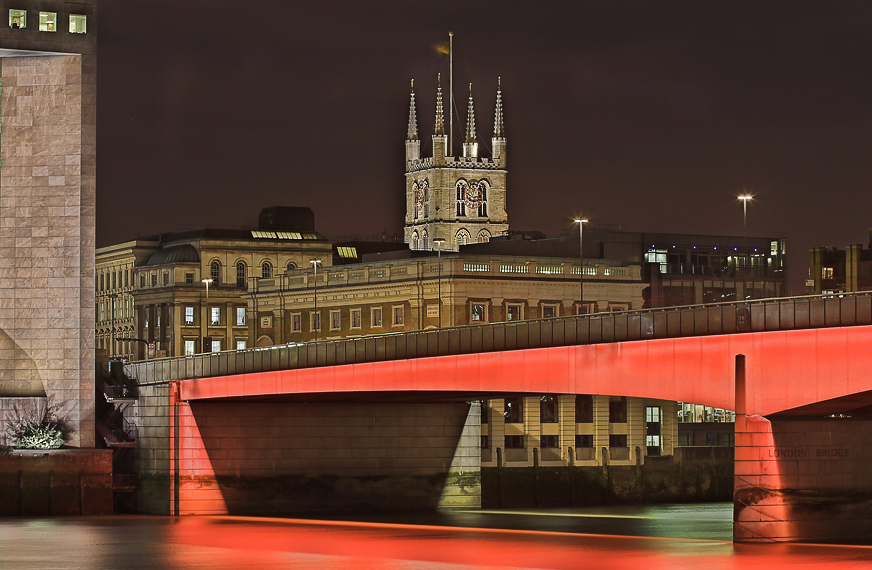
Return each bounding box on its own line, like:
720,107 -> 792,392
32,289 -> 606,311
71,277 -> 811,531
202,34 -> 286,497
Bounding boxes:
404,77 -> 508,251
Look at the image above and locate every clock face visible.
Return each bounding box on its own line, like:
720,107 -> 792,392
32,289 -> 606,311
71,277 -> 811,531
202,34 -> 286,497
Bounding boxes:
464,181 -> 485,211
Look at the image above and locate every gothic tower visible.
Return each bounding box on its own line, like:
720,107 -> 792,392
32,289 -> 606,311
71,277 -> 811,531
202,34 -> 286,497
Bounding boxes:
404,76 -> 508,251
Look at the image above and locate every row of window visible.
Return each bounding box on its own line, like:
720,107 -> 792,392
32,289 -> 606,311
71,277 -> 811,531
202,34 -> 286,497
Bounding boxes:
8,10 -> 86,33
411,178 -> 490,221
137,260 -> 300,289
142,305 -> 247,329
183,338 -> 248,356
409,228 -> 491,251
498,395 -> 628,424
496,434 -> 629,450
289,305 -> 404,333
98,268 -> 133,292
97,297 -> 133,322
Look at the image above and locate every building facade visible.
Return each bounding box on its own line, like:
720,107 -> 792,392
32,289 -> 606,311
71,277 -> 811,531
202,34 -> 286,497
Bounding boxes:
0,1 -> 97,447
404,78 -> 508,251
809,229 -> 872,295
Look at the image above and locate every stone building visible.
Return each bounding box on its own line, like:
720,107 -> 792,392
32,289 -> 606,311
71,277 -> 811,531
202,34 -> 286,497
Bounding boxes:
809,228 -> 872,295
0,1 -> 97,448
95,208 -> 333,360
404,77 -> 508,251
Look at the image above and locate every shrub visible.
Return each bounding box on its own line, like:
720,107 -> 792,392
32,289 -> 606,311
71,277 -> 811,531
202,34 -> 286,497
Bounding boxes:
5,401 -> 64,450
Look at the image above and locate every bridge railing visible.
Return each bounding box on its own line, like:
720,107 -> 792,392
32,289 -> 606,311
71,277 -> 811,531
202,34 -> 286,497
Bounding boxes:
126,292 -> 872,384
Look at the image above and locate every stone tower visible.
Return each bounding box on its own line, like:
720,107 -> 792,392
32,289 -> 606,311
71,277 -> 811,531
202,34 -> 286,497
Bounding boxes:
404,76 -> 508,251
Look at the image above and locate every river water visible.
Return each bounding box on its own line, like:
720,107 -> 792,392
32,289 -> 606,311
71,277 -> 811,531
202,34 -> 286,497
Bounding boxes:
2,503 -> 871,569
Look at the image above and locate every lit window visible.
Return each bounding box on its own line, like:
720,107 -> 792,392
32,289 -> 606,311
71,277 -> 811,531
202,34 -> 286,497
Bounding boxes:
371,307 -> 382,328
163,272 -> 169,286
184,306 -> 194,325
236,339 -> 247,350
69,14 -> 86,34
470,303 -> 486,323
392,306 -> 404,326
151,274 -> 157,287
330,310 -> 341,330
38,11 -> 56,32
211,339 -> 221,353
184,340 -> 195,355
139,275 -> 145,288
350,308 -> 361,329
210,307 -> 220,326
9,9 -> 25,29
236,307 -> 246,327
506,304 -> 522,321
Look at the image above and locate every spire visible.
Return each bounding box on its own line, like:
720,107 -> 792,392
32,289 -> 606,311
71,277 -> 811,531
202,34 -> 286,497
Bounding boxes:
406,79 -> 418,141
434,73 -> 445,136
464,83 -> 477,143
493,77 -> 504,138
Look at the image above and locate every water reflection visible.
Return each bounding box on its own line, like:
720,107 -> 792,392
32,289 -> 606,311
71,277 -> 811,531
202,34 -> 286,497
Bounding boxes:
0,504 -> 871,569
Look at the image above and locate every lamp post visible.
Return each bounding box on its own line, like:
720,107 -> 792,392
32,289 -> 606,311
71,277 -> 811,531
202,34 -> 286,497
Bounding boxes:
738,195 -> 753,300
201,278 -> 213,353
433,238 -> 445,328
574,218 -> 588,314
310,259 -> 322,340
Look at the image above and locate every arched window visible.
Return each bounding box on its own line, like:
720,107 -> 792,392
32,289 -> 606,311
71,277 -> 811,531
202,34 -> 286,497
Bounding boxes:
476,230 -> 491,243
412,182 -> 419,220
210,261 -> 220,283
236,262 -> 246,288
478,182 -> 488,217
411,231 -> 419,251
261,262 -> 272,279
455,229 -> 470,247
423,183 -> 430,218
287,261 -> 297,272
455,180 -> 467,217
421,230 -> 429,251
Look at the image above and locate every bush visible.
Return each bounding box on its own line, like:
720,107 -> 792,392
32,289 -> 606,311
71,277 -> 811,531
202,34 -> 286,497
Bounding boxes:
5,401 -> 64,450
0,444 -> 12,456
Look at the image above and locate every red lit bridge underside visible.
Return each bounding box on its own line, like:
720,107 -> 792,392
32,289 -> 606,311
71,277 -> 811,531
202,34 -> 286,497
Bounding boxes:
180,325 -> 872,416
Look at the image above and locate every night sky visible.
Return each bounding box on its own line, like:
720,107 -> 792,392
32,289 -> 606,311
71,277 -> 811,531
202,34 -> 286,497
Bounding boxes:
97,1 -> 872,294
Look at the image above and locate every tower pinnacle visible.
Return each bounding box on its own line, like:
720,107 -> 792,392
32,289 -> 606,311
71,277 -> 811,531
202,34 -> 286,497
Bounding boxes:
493,77 -> 504,138
407,79 -> 418,141
463,83 -> 478,158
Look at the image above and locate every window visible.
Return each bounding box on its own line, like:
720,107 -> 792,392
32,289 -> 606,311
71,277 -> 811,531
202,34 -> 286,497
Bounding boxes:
609,434 -> 628,448
9,9 -> 25,29
139,275 -> 145,288
351,308 -> 361,329
210,307 -> 220,326
163,272 -> 169,286
456,181 -> 467,217
184,306 -> 194,325
184,340 -> 195,356
575,395 -> 593,423
609,396 -> 627,423
151,274 -> 157,287
291,313 -> 301,332
100,274 -> 104,291
478,184 -> 488,217
411,231 -> 419,251
421,230 -> 428,251
392,305 -> 404,326
310,311 -> 321,332
236,307 -> 246,327
287,261 -> 297,272
330,310 -> 341,330
506,304 -> 523,321
371,307 -> 383,327
540,435 -> 558,448
540,395 -> 558,423
143,309 -> 149,331
69,14 -> 86,33
575,434 -> 593,448
456,229 -> 470,247
38,11 -> 56,32
481,435 -> 489,449
470,303 -> 486,323
112,273 -> 117,290
156,307 -> 161,329
124,270 -> 129,288
646,406 -> 662,456
211,339 -> 222,353
236,262 -> 246,287
185,272 -> 194,284
236,340 -> 247,350
504,435 -> 524,449
542,304 -> 558,318
678,432 -> 693,447
480,401 -> 489,424
504,397 -> 523,423
210,261 -> 220,283
261,262 -> 272,279
99,302 -> 104,322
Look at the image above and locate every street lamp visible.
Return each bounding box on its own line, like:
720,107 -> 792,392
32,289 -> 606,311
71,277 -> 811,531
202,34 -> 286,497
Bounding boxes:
574,218 -> 588,314
433,238 -> 446,328
310,259 -> 322,340
201,278 -> 213,353
738,195 -> 753,299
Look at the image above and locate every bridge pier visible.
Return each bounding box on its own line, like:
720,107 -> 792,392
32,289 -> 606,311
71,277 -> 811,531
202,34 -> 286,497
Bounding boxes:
136,383 -> 480,515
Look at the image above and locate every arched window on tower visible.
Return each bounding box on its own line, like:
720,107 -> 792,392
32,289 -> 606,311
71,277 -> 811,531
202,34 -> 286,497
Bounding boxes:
476,230 -> 491,243
421,230 -> 429,251
478,183 -> 488,217
456,229 -> 471,247
411,231 -> 419,251
236,262 -> 246,287
456,180 -> 467,217
210,261 -> 221,284
423,184 -> 429,218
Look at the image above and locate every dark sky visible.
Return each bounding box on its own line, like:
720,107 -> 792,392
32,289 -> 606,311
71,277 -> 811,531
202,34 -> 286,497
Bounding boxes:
97,1 -> 872,294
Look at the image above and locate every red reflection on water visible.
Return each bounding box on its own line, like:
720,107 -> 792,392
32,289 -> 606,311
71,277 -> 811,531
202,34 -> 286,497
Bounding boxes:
164,516 -> 872,570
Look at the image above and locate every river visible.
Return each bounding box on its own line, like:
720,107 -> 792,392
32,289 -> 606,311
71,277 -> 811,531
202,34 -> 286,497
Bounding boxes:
2,503 -> 871,569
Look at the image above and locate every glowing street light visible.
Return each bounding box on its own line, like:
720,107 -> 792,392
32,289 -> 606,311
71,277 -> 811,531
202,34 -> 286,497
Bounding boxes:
574,218 -> 589,314
738,194 -> 753,300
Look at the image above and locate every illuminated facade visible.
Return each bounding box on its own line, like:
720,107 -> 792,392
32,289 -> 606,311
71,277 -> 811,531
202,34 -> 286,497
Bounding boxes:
404,78 -> 508,251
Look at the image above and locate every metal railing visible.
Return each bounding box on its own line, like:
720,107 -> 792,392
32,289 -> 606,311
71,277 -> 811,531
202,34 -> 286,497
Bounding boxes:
126,292 -> 872,385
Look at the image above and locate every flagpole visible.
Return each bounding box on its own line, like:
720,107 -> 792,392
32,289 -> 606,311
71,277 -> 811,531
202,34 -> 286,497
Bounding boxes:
449,31 -> 453,158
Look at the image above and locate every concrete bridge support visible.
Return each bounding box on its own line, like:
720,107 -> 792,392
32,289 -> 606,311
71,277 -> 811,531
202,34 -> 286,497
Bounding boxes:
136,383 -> 480,515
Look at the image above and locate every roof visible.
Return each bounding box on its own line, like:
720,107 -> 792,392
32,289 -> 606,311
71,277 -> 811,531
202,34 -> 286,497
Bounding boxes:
145,244 -> 200,266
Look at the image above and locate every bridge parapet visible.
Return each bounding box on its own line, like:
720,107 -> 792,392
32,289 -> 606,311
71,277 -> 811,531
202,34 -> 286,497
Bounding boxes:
126,292 -> 872,385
